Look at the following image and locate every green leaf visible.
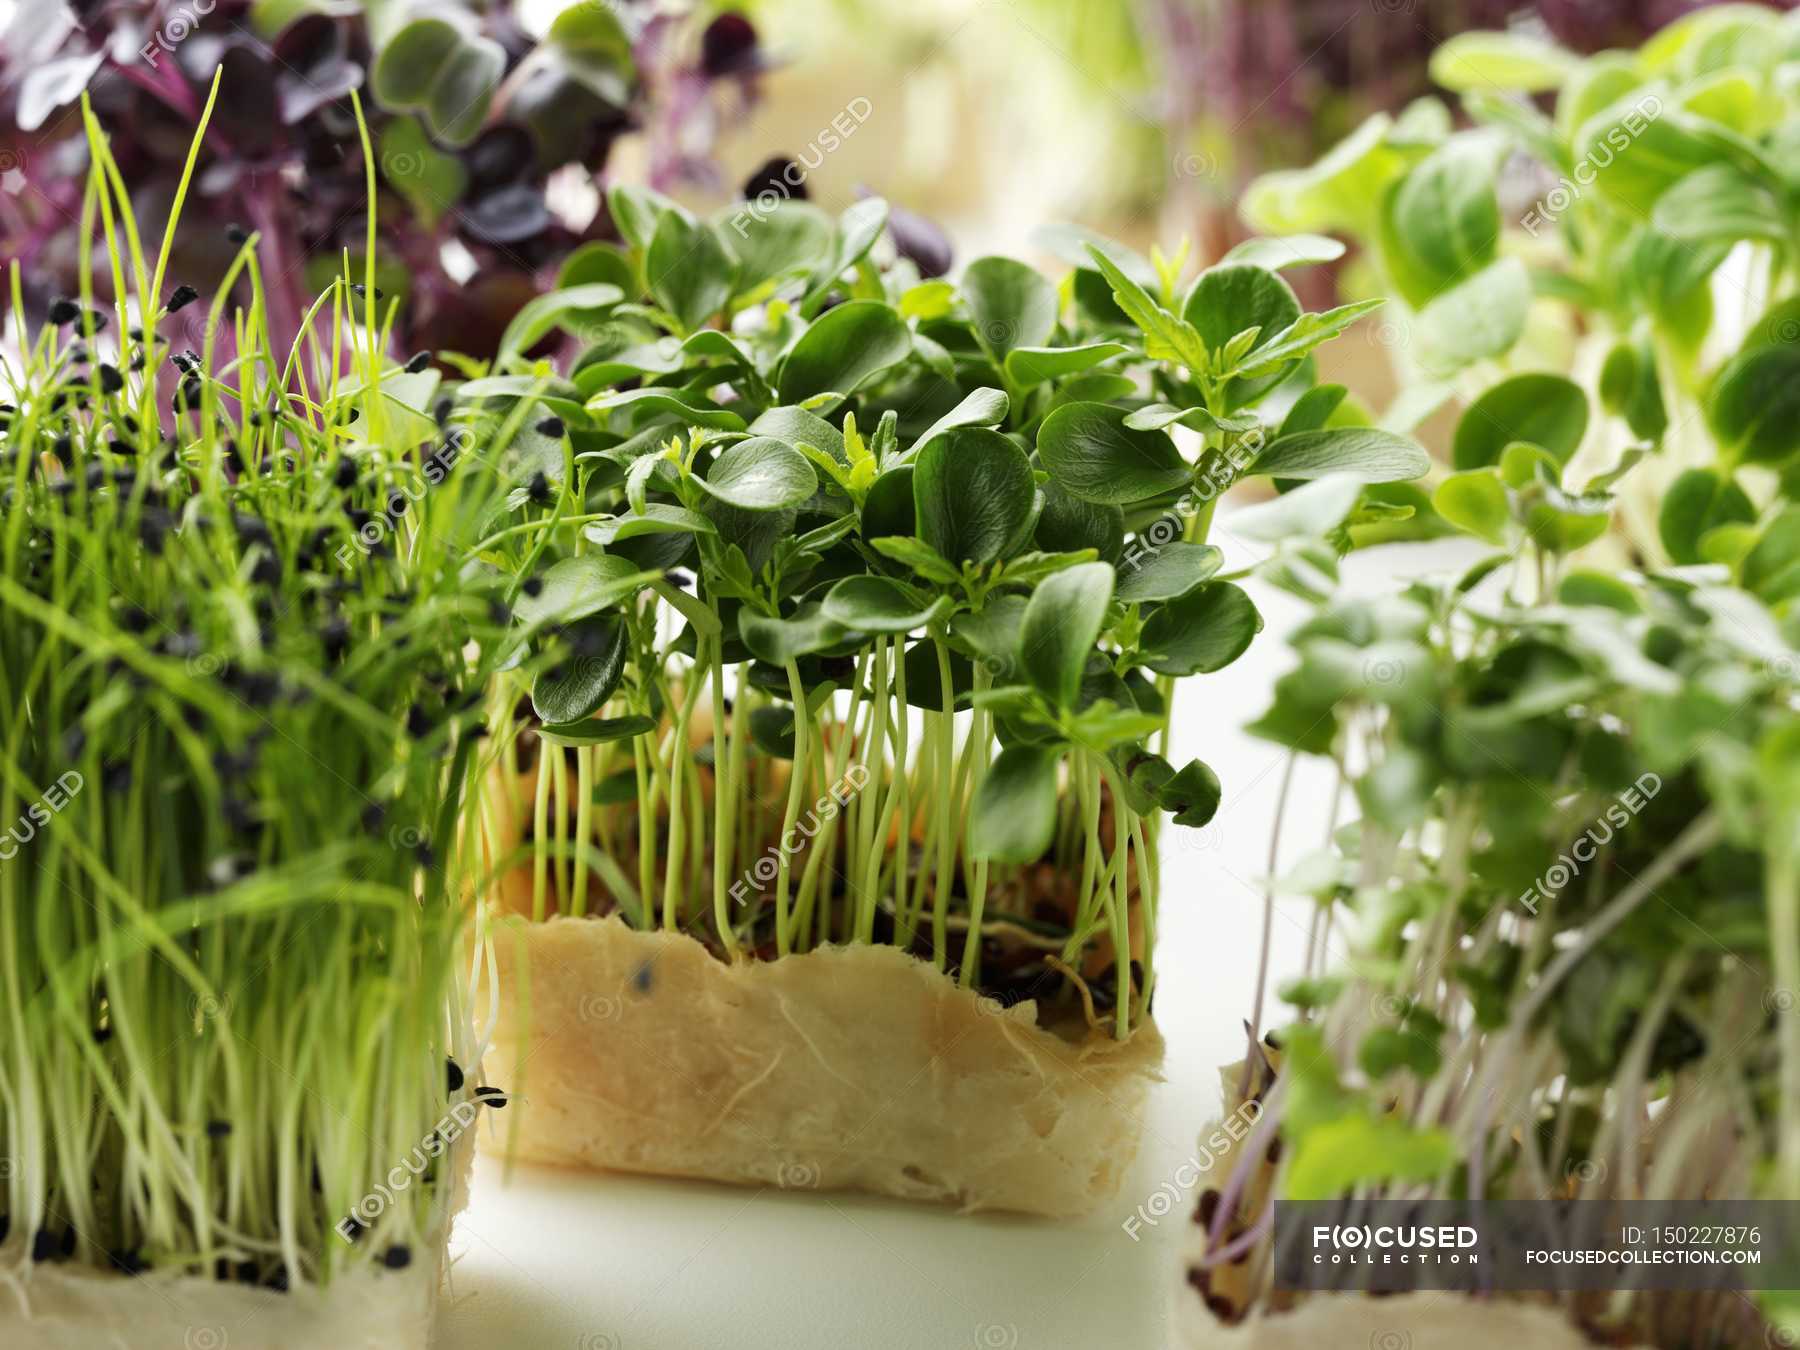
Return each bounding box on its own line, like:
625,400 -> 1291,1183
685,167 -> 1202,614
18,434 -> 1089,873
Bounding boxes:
1743,506 -> 1800,606
1414,256 -> 1531,374
1140,583 -> 1261,676
1430,30 -> 1576,92
718,199 -> 836,293
750,405 -> 845,464
821,576 -> 952,633
646,211 -> 735,332
371,17 -> 505,147
1019,562 -> 1115,709
948,596 -> 1027,674
968,745 -> 1063,863
1432,469 -> 1511,544
1035,479 -> 1123,562
1377,132 -> 1506,306
1709,337 -> 1800,465
870,536 -> 961,587
607,183 -> 681,253
1183,263 -> 1301,400
588,386 -> 747,431
776,300 -> 912,403
583,504 -> 718,546
692,437 -> 817,511
963,256 -> 1059,365
1597,336 -> 1668,442
1220,235 -> 1347,271
1557,570 -> 1642,613
1653,163 -> 1788,245
1247,427 -> 1430,482
1231,474 -> 1365,541
738,602 -> 849,663
514,555 -> 658,629
544,0 -> 635,103
1571,85 -> 1723,219
533,615 -> 629,723
908,387 -> 1011,460
1036,402 -> 1189,505
1155,758 -> 1223,827
539,714 -> 656,745
913,427 -> 1037,566
1084,244 -> 1211,373
1115,542 -> 1222,603
804,196 -> 889,300
378,116 -> 468,227
498,283 -> 624,361
1003,342 -> 1128,390
1452,373 -> 1589,470
1659,467 -> 1755,564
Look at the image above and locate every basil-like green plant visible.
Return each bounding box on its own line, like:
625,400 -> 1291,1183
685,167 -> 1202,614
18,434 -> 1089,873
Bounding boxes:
454,184 -> 1430,1038
0,89 -> 514,1289
1245,3 -> 1800,568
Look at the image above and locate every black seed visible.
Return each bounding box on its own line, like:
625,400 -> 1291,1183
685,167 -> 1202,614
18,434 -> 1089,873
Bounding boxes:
405,352 -> 431,374
521,577 -> 544,598
535,416 -> 565,439
632,962 -> 654,993
85,309 -> 109,333
447,1058 -> 465,1093
98,364 -> 124,394
361,802 -> 387,834
526,470 -> 551,503
215,1257 -> 231,1281
474,1085 -> 508,1108
51,434 -> 73,461
382,1244 -> 412,1270
0,1215 -> 7,1244
31,1228 -> 59,1262
101,760 -> 132,793
342,1216 -> 366,1243
433,396 -> 452,427
130,351 -> 146,372
48,297 -> 80,325
110,1247 -> 148,1275
166,284 -> 200,314
226,223 -> 249,245
407,706 -> 432,738
63,725 -> 86,760
235,1259 -> 258,1284
350,283 -> 383,300
93,1024 -> 113,1043
321,616 -> 351,658
206,1119 -> 232,1139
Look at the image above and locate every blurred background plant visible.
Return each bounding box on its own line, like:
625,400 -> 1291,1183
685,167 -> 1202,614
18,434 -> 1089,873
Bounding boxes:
0,0 -> 765,359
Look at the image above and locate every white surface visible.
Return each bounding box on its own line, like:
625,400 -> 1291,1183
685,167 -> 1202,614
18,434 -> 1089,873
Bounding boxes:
434,530 -> 1478,1350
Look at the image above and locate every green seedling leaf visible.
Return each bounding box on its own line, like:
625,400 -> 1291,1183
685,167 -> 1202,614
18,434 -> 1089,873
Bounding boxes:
539,714 -> 656,745
1140,582 -> 1261,676
1433,468 -> 1511,544
738,602 -> 850,663
693,437 -> 817,511
1019,561 -> 1115,709
1653,162 -> 1788,244
914,427 -> 1036,566
1453,372 -> 1589,469
515,555 -> 658,629
532,614 -> 628,723
1430,30 -> 1576,91
1220,235 -> 1347,270
1004,342 -> 1128,390
1084,244 -> 1211,372
821,576 -> 952,633
1659,467 -> 1755,564
1247,427 -> 1430,482
1231,474 -> 1366,541
1414,256 -> 1530,374
718,199 -> 835,293
871,536 -> 962,587
963,256 -> 1059,365
498,283 -> 624,361
583,504 -> 718,546
968,744 -> 1063,863
589,386 -> 747,430
1037,402 -> 1189,505
646,210 -> 735,332
776,300 -> 912,403
1115,542 -> 1223,603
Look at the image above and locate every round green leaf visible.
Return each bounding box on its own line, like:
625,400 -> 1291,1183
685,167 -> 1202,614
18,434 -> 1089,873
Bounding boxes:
533,615 -> 628,723
1019,561 -> 1115,709
913,427 -> 1036,566
1036,402 -> 1189,505
777,300 -> 912,403
1658,467 -> 1755,564
1248,427 -> 1430,482
1432,469 -> 1511,544
1140,583 -> 1261,676
718,200 -> 835,293
1452,373 -> 1589,470
1114,542 -> 1223,603
693,437 -> 817,511
647,211 -> 736,332
821,576 -> 951,633
968,744 -> 1063,863
514,555 -> 655,629
1708,340 -> 1800,465
962,256 -> 1058,364
738,602 -> 849,664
